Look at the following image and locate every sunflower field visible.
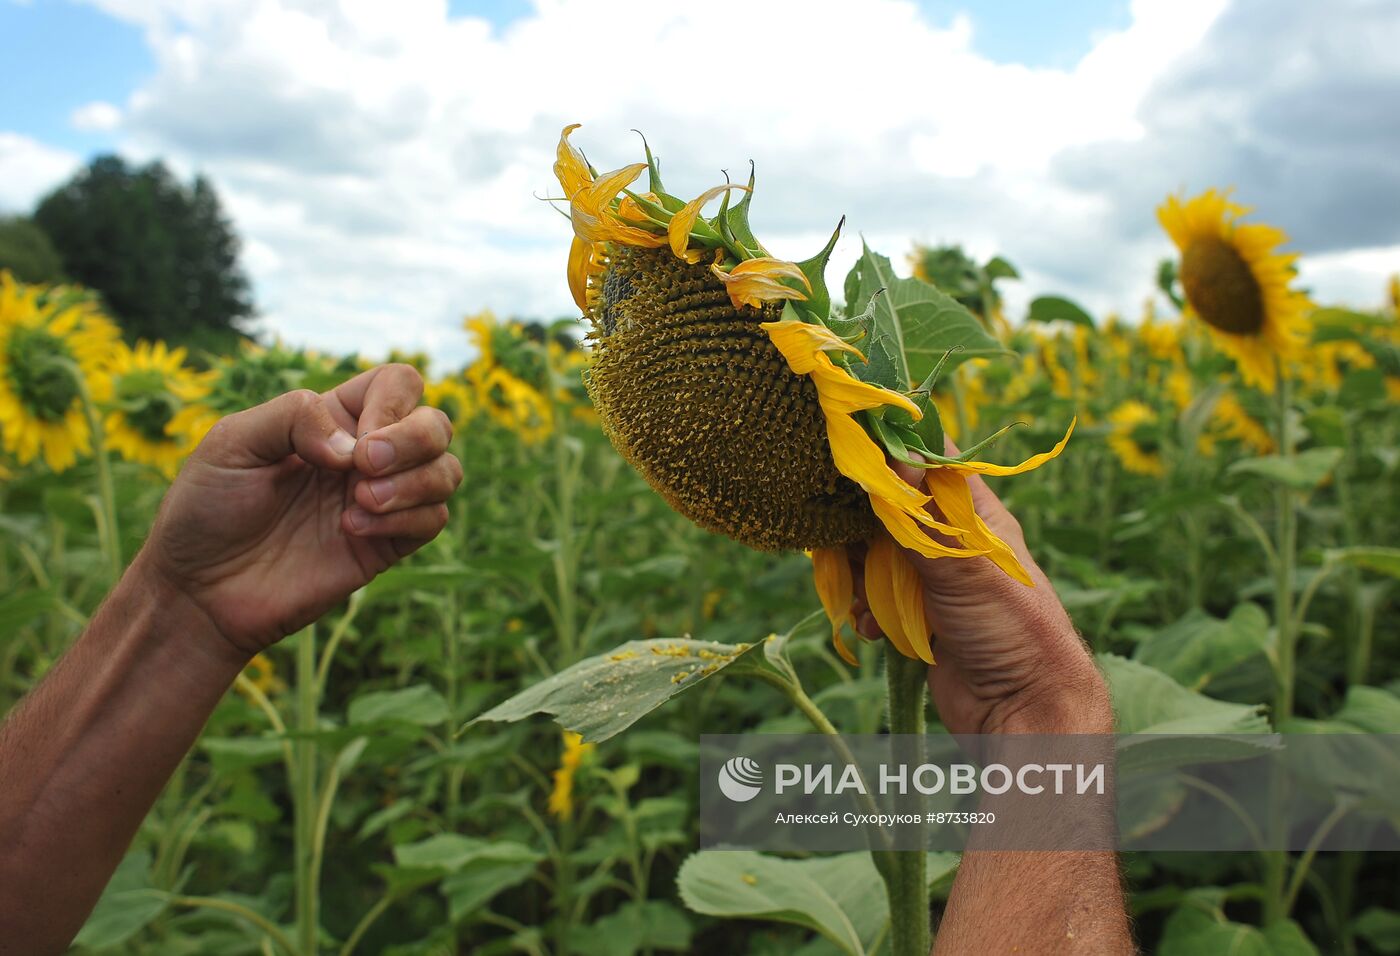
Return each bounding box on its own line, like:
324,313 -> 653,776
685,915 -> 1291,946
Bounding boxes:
2,170 -> 1400,956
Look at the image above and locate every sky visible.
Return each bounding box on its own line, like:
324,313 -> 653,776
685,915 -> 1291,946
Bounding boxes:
1,0 -> 1398,368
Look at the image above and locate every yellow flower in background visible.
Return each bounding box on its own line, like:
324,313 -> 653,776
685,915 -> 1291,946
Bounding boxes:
1158,189 -> 1309,392
424,375 -> 475,427
1212,392 -> 1274,454
1107,401 -> 1165,477
0,273 -> 119,472
236,652 -> 286,699
474,364 -> 553,444
104,340 -> 215,479
547,730 -> 594,821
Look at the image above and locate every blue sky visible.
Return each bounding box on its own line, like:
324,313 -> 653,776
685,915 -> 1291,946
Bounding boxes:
1,0 -> 1395,366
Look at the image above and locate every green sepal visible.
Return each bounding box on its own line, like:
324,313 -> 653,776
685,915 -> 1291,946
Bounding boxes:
636,130 -> 666,196
621,189 -> 683,223
713,183 -> 752,261
824,284 -> 876,341
722,162 -> 766,255
792,217 -> 844,323
911,346 -> 962,396
912,393 -> 945,456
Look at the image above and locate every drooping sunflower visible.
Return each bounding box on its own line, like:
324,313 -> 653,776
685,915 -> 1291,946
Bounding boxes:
1211,391 -> 1274,455
104,339 -> 215,479
0,273 -> 119,471
553,126 -> 1073,665
1107,401 -> 1165,477
1157,189 -> 1310,392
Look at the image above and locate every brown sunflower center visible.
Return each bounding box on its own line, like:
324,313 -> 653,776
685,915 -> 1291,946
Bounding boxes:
1180,235 -> 1265,335
585,245 -> 877,551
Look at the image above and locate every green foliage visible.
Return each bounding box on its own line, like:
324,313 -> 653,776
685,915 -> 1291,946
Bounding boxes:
33,155 -> 254,344
0,215 -> 65,284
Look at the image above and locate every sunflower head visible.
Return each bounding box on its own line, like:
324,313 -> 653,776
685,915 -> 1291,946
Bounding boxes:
104,340 -> 214,478
1157,189 -> 1310,391
553,127 -> 1072,665
0,274 -> 119,471
1107,400 -> 1164,477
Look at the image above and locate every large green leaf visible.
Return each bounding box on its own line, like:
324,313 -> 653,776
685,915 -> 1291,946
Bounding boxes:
73,849 -> 167,950
1330,546 -> 1400,580
676,851 -> 879,956
1228,448 -> 1344,490
570,900 -> 694,956
391,834 -> 542,923
464,638 -> 764,743
1159,899 -> 1318,956
845,242 -> 1005,388
1354,908 -> 1400,955
348,683 -> 450,727
1133,604 -> 1269,692
1098,654 -> 1272,775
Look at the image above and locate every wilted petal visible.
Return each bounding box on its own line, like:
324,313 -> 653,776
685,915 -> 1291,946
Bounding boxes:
811,547 -> 859,666
711,257 -> 812,309
669,184 -> 748,260
940,418 -> 1076,476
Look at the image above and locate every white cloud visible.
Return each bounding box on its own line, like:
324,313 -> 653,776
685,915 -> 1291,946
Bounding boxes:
69,0 -> 1397,368
70,101 -> 124,132
0,133 -> 80,214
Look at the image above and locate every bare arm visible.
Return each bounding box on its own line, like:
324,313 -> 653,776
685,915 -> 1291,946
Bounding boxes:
0,364 -> 462,954
0,560 -> 240,954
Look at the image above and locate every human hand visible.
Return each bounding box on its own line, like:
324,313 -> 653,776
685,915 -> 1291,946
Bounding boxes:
848,445 -> 1112,735
136,364 -> 463,657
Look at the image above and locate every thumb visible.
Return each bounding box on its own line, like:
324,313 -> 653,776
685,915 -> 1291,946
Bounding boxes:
200,389 -> 358,470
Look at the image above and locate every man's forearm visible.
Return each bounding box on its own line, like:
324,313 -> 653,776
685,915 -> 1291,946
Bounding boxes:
0,556 -> 246,954
935,682 -> 1133,955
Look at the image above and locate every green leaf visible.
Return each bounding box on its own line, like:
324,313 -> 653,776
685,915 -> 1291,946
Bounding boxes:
1330,685 -> 1400,733
441,844 -> 543,923
983,255 -> 1019,280
1027,295 -> 1095,328
464,638 -> 764,743
348,684 -> 450,727
676,851 -> 880,956
359,563 -> 482,606
1160,902 -> 1318,956
847,242 -> 1005,388
1354,908 -> 1400,954
1228,447 -> 1344,490
1133,604 -> 1269,692
1329,546 -> 1400,580
570,901 -> 694,956
199,736 -> 285,773
73,849 -> 167,950
391,834 -> 542,922
1098,654 -> 1273,774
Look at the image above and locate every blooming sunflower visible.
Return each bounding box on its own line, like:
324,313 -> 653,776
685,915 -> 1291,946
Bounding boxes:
1107,401 -> 1165,477
423,375 -> 475,427
0,273 -> 119,471
1157,190 -> 1310,392
1211,392 -> 1274,455
554,126 -> 1073,666
104,340 -> 215,479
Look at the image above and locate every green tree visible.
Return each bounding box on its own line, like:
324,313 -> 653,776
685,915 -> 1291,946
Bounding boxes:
0,216 -> 65,284
33,156 -> 254,346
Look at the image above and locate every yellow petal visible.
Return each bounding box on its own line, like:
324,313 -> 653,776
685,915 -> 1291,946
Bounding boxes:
761,318 -> 864,370
711,257 -> 812,309
865,536 -> 916,660
553,123 -> 591,197
923,468 -> 1033,586
869,494 -> 985,560
669,184 -> 748,260
566,236 -> 591,311
940,418 -> 1075,476
889,544 -> 935,664
813,363 -> 921,418
823,411 -> 931,510
811,547 -> 859,666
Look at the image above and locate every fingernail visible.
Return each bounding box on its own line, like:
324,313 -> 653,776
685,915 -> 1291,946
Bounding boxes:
346,507 -> 370,531
329,429 -> 356,456
366,437 -> 395,472
366,476 -> 395,505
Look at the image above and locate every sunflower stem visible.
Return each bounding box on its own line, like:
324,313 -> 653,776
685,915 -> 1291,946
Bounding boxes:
293,625 -> 321,954
76,371 -> 121,582
881,646 -> 929,956
1264,361 -> 1298,926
